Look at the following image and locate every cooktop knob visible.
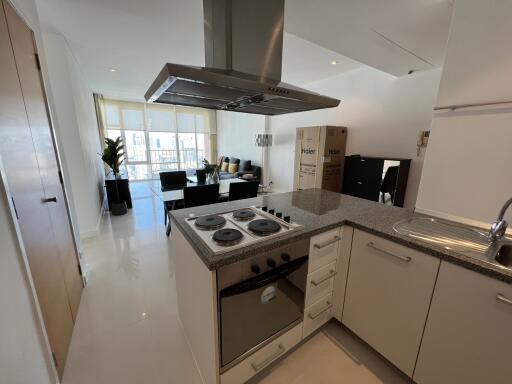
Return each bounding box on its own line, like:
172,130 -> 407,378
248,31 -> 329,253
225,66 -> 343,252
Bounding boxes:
281,253 -> 291,262
266,258 -> 276,268
283,216 -> 291,223
261,206 -> 268,212
269,209 -> 275,215
276,212 -> 282,218
251,264 -> 261,274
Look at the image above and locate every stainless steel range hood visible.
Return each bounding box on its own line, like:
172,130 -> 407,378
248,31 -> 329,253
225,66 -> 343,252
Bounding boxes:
144,0 -> 340,115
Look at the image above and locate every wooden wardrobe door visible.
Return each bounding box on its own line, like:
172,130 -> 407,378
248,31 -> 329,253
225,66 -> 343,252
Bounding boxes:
0,2 -> 74,377
3,0 -> 83,320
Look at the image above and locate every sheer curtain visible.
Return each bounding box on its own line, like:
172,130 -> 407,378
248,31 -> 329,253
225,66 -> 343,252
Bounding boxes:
99,99 -> 217,180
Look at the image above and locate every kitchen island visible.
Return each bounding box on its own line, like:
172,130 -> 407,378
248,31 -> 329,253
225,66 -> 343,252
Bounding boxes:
169,189 -> 512,384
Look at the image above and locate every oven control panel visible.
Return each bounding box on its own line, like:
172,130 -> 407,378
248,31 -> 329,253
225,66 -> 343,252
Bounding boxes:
217,238 -> 310,291
241,238 -> 309,281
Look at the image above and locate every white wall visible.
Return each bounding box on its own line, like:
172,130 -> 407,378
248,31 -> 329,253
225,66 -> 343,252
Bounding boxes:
41,32 -> 105,239
217,111 -> 266,167
416,0 -> 512,225
268,67 -> 442,208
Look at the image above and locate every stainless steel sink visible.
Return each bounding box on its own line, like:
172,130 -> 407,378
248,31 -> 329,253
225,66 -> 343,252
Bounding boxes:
393,216 -> 512,270
393,217 -> 490,257
495,243 -> 512,267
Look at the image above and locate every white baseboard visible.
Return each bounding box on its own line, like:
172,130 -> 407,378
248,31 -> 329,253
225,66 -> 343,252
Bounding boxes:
80,196 -> 106,240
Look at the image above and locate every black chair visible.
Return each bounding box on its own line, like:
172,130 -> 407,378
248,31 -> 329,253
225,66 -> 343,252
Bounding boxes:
228,181 -> 259,201
195,169 -> 207,183
160,171 -> 187,228
159,171 -> 187,190
183,183 -> 220,208
380,166 -> 399,204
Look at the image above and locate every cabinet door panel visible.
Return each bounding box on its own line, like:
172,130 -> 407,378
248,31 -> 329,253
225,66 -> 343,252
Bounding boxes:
343,229 -> 439,376
0,1 -> 76,377
3,0 -> 82,321
414,262 -> 512,384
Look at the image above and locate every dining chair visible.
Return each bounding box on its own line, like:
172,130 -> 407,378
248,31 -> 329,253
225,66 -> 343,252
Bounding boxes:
159,171 -> 187,191
183,183 -> 220,208
196,169 -> 207,183
380,166 -> 399,204
228,181 -> 259,201
160,171 -> 187,227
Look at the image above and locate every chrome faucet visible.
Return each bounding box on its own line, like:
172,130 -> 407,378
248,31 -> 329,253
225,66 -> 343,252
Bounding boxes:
489,197 -> 512,242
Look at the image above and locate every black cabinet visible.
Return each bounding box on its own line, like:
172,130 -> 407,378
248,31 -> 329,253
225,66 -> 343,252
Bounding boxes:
342,155 -> 411,207
105,175 -> 132,210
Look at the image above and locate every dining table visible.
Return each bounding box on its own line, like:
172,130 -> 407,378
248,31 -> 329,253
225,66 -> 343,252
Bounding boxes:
150,176 -> 247,205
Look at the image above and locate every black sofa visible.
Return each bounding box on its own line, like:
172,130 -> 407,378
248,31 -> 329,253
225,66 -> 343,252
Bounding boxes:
218,157 -> 261,182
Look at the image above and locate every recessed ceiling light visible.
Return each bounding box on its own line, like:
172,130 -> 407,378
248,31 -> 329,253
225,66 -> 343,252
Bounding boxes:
331,60 -> 337,65
110,68 -> 117,73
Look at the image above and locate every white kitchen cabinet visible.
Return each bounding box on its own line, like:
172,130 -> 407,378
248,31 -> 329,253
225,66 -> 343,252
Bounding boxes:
305,261 -> 336,307
303,292 -> 333,338
220,323 -> 302,384
342,229 -> 440,376
414,261 -> 512,384
308,228 -> 340,273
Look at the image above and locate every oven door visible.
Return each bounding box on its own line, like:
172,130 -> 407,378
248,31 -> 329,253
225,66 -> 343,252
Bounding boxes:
219,256 -> 308,369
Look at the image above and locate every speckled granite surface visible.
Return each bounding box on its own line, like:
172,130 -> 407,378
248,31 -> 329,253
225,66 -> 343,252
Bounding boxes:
169,189 -> 512,283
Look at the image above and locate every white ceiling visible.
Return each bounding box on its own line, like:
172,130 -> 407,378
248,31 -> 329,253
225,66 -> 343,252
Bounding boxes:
285,0 -> 454,76
35,0 -> 453,100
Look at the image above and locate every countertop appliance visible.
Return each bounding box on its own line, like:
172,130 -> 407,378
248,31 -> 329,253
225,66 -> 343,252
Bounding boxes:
184,206 -> 304,255
144,0 -> 340,115
217,238 -> 309,371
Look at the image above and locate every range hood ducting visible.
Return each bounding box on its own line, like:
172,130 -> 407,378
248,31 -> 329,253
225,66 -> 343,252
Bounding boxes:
145,0 -> 340,115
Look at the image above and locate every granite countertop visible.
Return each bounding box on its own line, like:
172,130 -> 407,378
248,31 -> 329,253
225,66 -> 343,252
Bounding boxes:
169,189 -> 512,283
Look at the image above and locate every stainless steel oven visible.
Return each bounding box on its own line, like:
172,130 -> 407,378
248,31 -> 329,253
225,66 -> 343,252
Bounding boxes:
217,239 -> 309,371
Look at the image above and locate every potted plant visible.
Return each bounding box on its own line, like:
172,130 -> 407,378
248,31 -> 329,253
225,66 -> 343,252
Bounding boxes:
100,137 -> 127,216
202,159 -> 219,183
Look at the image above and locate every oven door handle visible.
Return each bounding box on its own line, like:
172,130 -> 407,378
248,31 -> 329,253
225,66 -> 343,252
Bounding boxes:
220,256 -> 308,298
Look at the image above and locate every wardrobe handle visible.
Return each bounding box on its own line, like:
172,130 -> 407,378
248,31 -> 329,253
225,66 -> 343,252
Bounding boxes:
314,236 -> 340,249
311,270 -> 336,286
308,301 -> 332,320
496,293 -> 512,306
42,197 -> 57,203
251,344 -> 286,372
367,242 -> 411,262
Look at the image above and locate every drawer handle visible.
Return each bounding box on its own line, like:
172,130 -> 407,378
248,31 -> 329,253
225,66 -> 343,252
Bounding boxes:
311,270 -> 336,286
496,293 -> 512,306
308,301 -> 332,320
251,344 -> 286,372
314,236 -> 340,249
357,181 -> 363,185
367,242 -> 411,262
42,196 -> 58,203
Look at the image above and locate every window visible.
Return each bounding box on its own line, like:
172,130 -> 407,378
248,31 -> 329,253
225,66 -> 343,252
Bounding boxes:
101,100 -> 217,180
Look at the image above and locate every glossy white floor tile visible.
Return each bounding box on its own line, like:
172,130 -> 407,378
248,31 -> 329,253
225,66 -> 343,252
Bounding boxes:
253,322 -> 410,384
62,181 -> 202,384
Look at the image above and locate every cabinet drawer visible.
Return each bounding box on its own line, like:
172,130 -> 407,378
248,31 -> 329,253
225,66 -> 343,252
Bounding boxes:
343,230 -> 440,376
305,261 -> 337,307
221,322 -> 302,384
303,292 -> 333,339
309,228 -> 340,272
